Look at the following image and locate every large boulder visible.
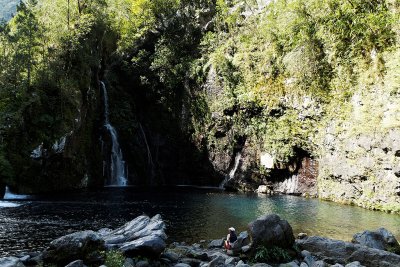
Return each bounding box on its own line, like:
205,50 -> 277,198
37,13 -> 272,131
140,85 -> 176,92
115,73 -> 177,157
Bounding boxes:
248,214 -> 294,249
352,228 -> 400,254
65,260 -> 87,267
0,257 -> 25,267
43,230 -> 105,266
297,236 -> 400,267
230,231 -> 250,253
101,214 -> 167,257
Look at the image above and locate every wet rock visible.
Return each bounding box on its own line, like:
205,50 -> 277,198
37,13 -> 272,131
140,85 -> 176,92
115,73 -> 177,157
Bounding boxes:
119,235 -> 166,257
347,246 -> 400,267
65,260 -> 87,267
232,231 -> 250,250
187,250 -> 209,261
279,261 -> 299,267
162,251 -> 180,262
208,239 -> 224,248
352,228 -> 400,254
241,245 -> 251,253
236,260 -> 246,266
301,250 -> 315,267
297,237 -> 357,265
0,257 -> 25,267
97,228 -> 113,236
299,263 -> 308,267
297,236 -> 400,267
175,264 -> 192,267
208,255 -> 225,267
180,257 -> 201,267
228,231 -> 250,255
23,253 -> 42,266
345,262 -> 364,267
248,214 -> 295,249
136,260 -> 150,267
252,263 -> 272,267
209,252 -> 229,261
102,214 -> 167,257
225,257 -> 237,265
124,257 -> 135,267
43,230 -> 105,266
313,261 -> 326,267
18,256 -> 29,263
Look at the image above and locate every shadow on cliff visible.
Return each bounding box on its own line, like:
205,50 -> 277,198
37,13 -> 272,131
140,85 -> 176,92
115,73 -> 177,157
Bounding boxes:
101,58 -> 222,187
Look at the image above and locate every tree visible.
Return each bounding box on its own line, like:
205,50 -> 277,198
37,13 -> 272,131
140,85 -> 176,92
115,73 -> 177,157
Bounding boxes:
9,0 -> 42,91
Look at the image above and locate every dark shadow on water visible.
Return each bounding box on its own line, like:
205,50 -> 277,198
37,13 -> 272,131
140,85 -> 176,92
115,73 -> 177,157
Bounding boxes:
1,187 -> 399,257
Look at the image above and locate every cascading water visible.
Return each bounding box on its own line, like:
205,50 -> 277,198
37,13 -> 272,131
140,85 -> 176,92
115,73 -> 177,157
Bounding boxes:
100,81 -> 128,186
220,153 -> 241,188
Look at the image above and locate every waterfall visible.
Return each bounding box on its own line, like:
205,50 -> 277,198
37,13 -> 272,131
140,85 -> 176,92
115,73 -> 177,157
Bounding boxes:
3,186 -> 30,200
220,153 -> 242,188
100,81 -> 128,186
139,123 -> 156,183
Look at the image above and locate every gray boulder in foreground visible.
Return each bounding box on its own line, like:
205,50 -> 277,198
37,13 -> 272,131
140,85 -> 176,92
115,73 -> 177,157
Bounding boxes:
65,259 -> 87,267
43,214 -> 167,265
352,228 -> 400,254
228,231 -> 250,255
43,230 -> 105,266
248,214 -> 294,249
297,236 -> 400,267
0,257 -> 25,267
101,214 -> 167,257
208,239 -> 224,248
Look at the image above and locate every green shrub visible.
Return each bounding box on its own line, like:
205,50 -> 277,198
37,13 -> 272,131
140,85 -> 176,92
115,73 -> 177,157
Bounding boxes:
105,250 -> 125,267
254,246 -> 291,263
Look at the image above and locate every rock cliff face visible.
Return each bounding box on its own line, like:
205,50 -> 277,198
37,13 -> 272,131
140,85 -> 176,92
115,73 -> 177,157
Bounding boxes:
200,64 -> 400,212
199,63 -> 319,195
5,78 -> 104,193
187,0 -> 400,213
318,83 -> 400,212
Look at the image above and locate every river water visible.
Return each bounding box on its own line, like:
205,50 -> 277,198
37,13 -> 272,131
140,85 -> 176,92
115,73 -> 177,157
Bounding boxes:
1,186 -> 399,257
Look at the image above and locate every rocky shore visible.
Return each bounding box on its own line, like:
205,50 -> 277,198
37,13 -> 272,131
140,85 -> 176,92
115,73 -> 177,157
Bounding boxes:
1,214 -> 399,267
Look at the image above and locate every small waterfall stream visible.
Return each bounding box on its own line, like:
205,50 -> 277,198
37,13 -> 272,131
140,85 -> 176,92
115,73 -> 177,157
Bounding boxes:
220,153 -> 241,188
100,82 -> 128,186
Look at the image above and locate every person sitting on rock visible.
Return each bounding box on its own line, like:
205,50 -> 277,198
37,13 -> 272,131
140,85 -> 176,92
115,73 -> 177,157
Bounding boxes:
224,227 -> 237,250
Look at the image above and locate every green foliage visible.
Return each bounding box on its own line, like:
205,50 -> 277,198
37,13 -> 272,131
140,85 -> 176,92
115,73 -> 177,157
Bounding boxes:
192,0 -> 398,170
0,147 -> 13,183
104,250 -> 125,267
1,0 -> 399,194
0,0 -> 116,188
254,245 -> 292,263
108,0 -> 182,51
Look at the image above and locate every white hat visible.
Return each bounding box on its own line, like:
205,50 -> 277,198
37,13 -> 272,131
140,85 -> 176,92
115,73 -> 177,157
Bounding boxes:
229,227 -> 235,232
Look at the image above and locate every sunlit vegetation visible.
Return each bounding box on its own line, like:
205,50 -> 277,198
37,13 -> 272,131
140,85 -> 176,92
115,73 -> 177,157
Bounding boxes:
0,0 -> 399,196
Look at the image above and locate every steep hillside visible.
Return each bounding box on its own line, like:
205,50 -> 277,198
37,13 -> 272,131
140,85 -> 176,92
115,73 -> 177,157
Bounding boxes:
188,0 -> 400,212
0,0 -> 399,213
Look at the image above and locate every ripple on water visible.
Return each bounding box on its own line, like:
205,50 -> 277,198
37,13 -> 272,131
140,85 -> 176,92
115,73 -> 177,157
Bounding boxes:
0,187 -> 399,257
0,201 -> 22,208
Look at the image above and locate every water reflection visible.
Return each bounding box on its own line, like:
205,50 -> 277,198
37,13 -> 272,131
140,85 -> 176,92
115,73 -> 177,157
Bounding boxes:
0,201 -> 21,208
0,187 -> 399,257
